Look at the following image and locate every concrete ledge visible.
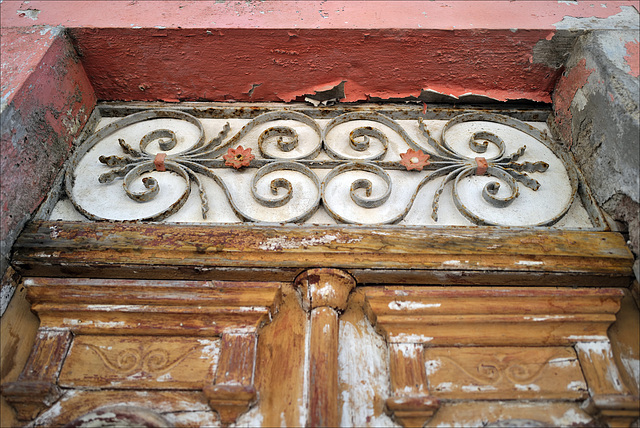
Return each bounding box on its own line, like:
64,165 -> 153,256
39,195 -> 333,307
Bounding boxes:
0,27 -> 96,278
552,30 -> 639,260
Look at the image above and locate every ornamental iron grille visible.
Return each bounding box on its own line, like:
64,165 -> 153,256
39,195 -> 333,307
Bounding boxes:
49,104 -> 603,228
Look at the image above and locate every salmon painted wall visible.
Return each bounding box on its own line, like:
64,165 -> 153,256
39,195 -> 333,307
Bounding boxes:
2,1 -> 638,104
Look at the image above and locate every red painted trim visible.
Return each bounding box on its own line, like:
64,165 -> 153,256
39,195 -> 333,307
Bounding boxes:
69,28 -> 562,103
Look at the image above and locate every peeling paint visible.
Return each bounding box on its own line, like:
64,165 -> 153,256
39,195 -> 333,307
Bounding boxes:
552,58 -> 595,145
515,260 -> 545,266
393,333 -> 433,343
388,301 -> 441,310
461,384 -> 498,392
624,39 -> 639,77
554,5 -> 640,30
567,380 -> 587,390
514,383 -> 541,391
338,317 -> 395,427
258,234 -> 359,251
17,7 -> 40,20
550,408 -> 592,426
425,359 -> 442,376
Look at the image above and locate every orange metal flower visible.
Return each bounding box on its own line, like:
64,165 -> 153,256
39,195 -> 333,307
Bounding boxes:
223,145 -> 255,169
400,149 -> 430,171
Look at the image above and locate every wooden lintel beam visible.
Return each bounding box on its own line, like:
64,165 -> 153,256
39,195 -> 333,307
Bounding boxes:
12,221 -> 634,286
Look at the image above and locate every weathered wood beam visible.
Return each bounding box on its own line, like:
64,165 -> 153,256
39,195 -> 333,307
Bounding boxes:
12,221 -> 634,286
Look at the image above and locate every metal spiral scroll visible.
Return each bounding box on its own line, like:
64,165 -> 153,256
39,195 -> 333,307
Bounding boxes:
67,108 -> 576,226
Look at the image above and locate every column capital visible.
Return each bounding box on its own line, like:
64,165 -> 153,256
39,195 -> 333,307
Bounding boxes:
294,268 -> 355,311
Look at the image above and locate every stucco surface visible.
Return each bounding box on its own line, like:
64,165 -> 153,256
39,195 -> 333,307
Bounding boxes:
554,30 -> 639,259
1,1 -> 637,30
0,28 -> 96,277
1,1 -> 638,105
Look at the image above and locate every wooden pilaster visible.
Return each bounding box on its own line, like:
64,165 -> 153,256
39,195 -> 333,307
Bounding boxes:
386,343 -> 439,427
204,332 -> 258,426
576,341 -> 640,428
1,329 -> 72,420
295,268 -> 355,427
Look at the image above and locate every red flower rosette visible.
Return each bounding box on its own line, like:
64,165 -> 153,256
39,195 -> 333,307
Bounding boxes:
223,145 -> 255,169
400,149 -> 430,171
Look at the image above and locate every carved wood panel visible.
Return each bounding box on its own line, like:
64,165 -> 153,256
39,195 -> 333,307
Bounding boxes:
59,336 -> 220,389
425,347 -> 587,400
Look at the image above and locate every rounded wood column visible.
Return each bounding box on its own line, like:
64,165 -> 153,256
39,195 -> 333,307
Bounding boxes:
294,268 -> 355,427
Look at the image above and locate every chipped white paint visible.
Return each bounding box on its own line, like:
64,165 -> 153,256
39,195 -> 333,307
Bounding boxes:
568,335 -> 608,341
394,343 -> 420,359
567,380 -> 587,391
575,341 -> 616,354
323,323 -> 331,335
461,385 -> 498,392
164,411 -> 220,427
548,357 -> 576,367
523,315 -> 568,321
198,339 -> 220,361
434,382 -> 453,392
550,408 -> 592,426
86,304 -> 149,311
513,383 -> 541,392
576,341 -> 625,392
156,372 -> 174,382
442,260 -> 461,266
338,318 -> 397,427
234,404 -> 263,428
515,260 -> 545,266
61,319 -> 126,328
258,234 -> 360,251
222,327 -> 256,334
429,402 -> 593,427
233,306 -> 266,313
27,391 -> 77,426
425,359 -> 442,376
392,333 -> 433,343
310,280 -> 335,301
620,355 -> 640,391
388,301 -> 441,310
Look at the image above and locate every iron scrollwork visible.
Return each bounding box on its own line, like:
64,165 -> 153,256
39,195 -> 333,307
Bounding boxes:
65,108 -> 577,226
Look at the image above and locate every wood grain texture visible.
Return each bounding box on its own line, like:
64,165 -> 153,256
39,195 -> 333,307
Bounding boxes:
28,390 -> 217,427
59,335 -> 220,389
389,343 -> 429,396
386,343 -> 440,427
1,329 -> 71,420
364,286 -> 623,346
253,283 -> 308,427
23,277 -> 281,335
205,333 -> 258,426
214,333 -> 256,386
295,268 -> 355,427
426,401 -> 594,427
575,342 -> 631,396
424,347 -> 588,400
309,306 -> 339,428
0,276 -> 39,428
12,221 -> 634,286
